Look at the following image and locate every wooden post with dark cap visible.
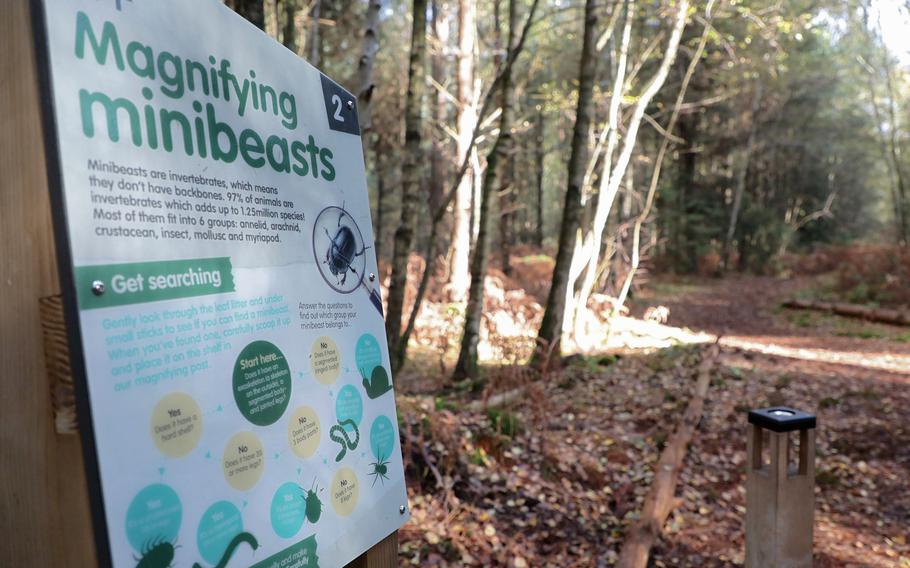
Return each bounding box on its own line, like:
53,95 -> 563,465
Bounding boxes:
746,407 -> 817,568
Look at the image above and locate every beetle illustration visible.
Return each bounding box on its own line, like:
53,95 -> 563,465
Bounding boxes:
134,536 -> 178,568
322,204 -> 369,287
302,479 -> 324,524
368,455 -> 390,487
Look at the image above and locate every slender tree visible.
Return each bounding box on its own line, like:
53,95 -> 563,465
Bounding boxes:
534,104 -> 546,248
567,0 -> 689,345
356,0 -> 383,152
531,0 -> 600,368
282,0 -> 299,52
448,0 -> 477,302
452,0 -> 521,380
723,81 -> 763,269
385,0 -> 429,372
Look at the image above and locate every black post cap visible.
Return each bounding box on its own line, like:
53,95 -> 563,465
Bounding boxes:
748,407 -> 816,433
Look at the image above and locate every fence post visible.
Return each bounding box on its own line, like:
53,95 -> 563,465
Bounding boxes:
746,406 -> 816,568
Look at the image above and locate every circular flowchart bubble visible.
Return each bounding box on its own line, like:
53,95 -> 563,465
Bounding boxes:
125,483 -> 182,554
232,341 -> 292,426
222,431 -> 265,491
196,501 -> 243,565
288,406 -> 321,459
331,466 -> 360,517
270,482 -> 306,538
369,415 -> 396,461
310,336 -> 341,385
150,392 -> 202,458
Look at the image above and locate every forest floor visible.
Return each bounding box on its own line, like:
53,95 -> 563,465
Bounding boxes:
394,272 -> 910,567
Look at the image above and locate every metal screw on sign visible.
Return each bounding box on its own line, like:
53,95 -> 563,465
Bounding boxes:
346,100 -> 354,110
368,272 -> 376,282
91,280 -> 105,296
399,505 -> 407,515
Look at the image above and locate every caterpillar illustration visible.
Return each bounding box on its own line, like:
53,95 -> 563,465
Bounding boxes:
192,532 -> 259,568
329,418 -> 360,462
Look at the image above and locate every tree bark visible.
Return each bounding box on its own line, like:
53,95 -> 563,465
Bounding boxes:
226,0 -> 265,29
356,0 -> 382,144
429,0 -> 450,214
265,0 -> 279,38
384,0 -> 428,373
452,0 -> 520,380
534,104 -> 546,248
723,81 -> 763,270
281,0 -> 298,52
531,0 -> 600,368
448,0 -> 477,302
308,0 -> 322,66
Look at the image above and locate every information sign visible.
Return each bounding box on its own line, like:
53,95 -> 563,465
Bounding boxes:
32,1 -> 408,566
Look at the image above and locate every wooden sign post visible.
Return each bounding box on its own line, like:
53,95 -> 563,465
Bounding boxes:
1,1 -> 402,566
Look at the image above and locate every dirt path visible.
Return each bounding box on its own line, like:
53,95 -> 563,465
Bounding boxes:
632,275 -> 910,567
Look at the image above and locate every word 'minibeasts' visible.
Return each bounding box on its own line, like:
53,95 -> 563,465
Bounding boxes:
73,11 -> 336,180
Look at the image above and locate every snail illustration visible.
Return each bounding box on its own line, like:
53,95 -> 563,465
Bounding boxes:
360,365 -> 393,399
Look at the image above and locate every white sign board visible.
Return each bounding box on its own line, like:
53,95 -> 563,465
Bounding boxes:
33,1 -> 408,566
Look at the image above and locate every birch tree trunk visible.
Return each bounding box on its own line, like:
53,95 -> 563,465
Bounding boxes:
723,81 -> 763,270
570,0 -> 689,346
385,0 -> 428,373
532,0 -> 600,368
449,0 -> 477,302
226,0 -> 265,30
613,0 -> 715,320
564,0 -> 633,342
452,0 -> 519,380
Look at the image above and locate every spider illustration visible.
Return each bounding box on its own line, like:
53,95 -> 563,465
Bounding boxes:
322,205 -> 369,287
368,455 -> 390,487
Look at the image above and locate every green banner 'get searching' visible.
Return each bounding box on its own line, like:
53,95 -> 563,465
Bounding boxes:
75,257 -> 235,309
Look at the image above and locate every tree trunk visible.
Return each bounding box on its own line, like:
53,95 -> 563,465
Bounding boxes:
226,0 -> 265,29
570,0 -> 689,346
384,0 -> 428,373
308,0 -> 322,66
534,104 -> 546,248
531,0 -> 600,368
452,0 -> 520,380
429,0 -> 450,214
565,0 -> 633,341
881,44 -> 910,245
448,0 -> 477,302
265,0 -> 279,38
723,81 -> 763,270
281,0 -> 298,52
612,0 -> 714,320
356,0 -> 382,144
